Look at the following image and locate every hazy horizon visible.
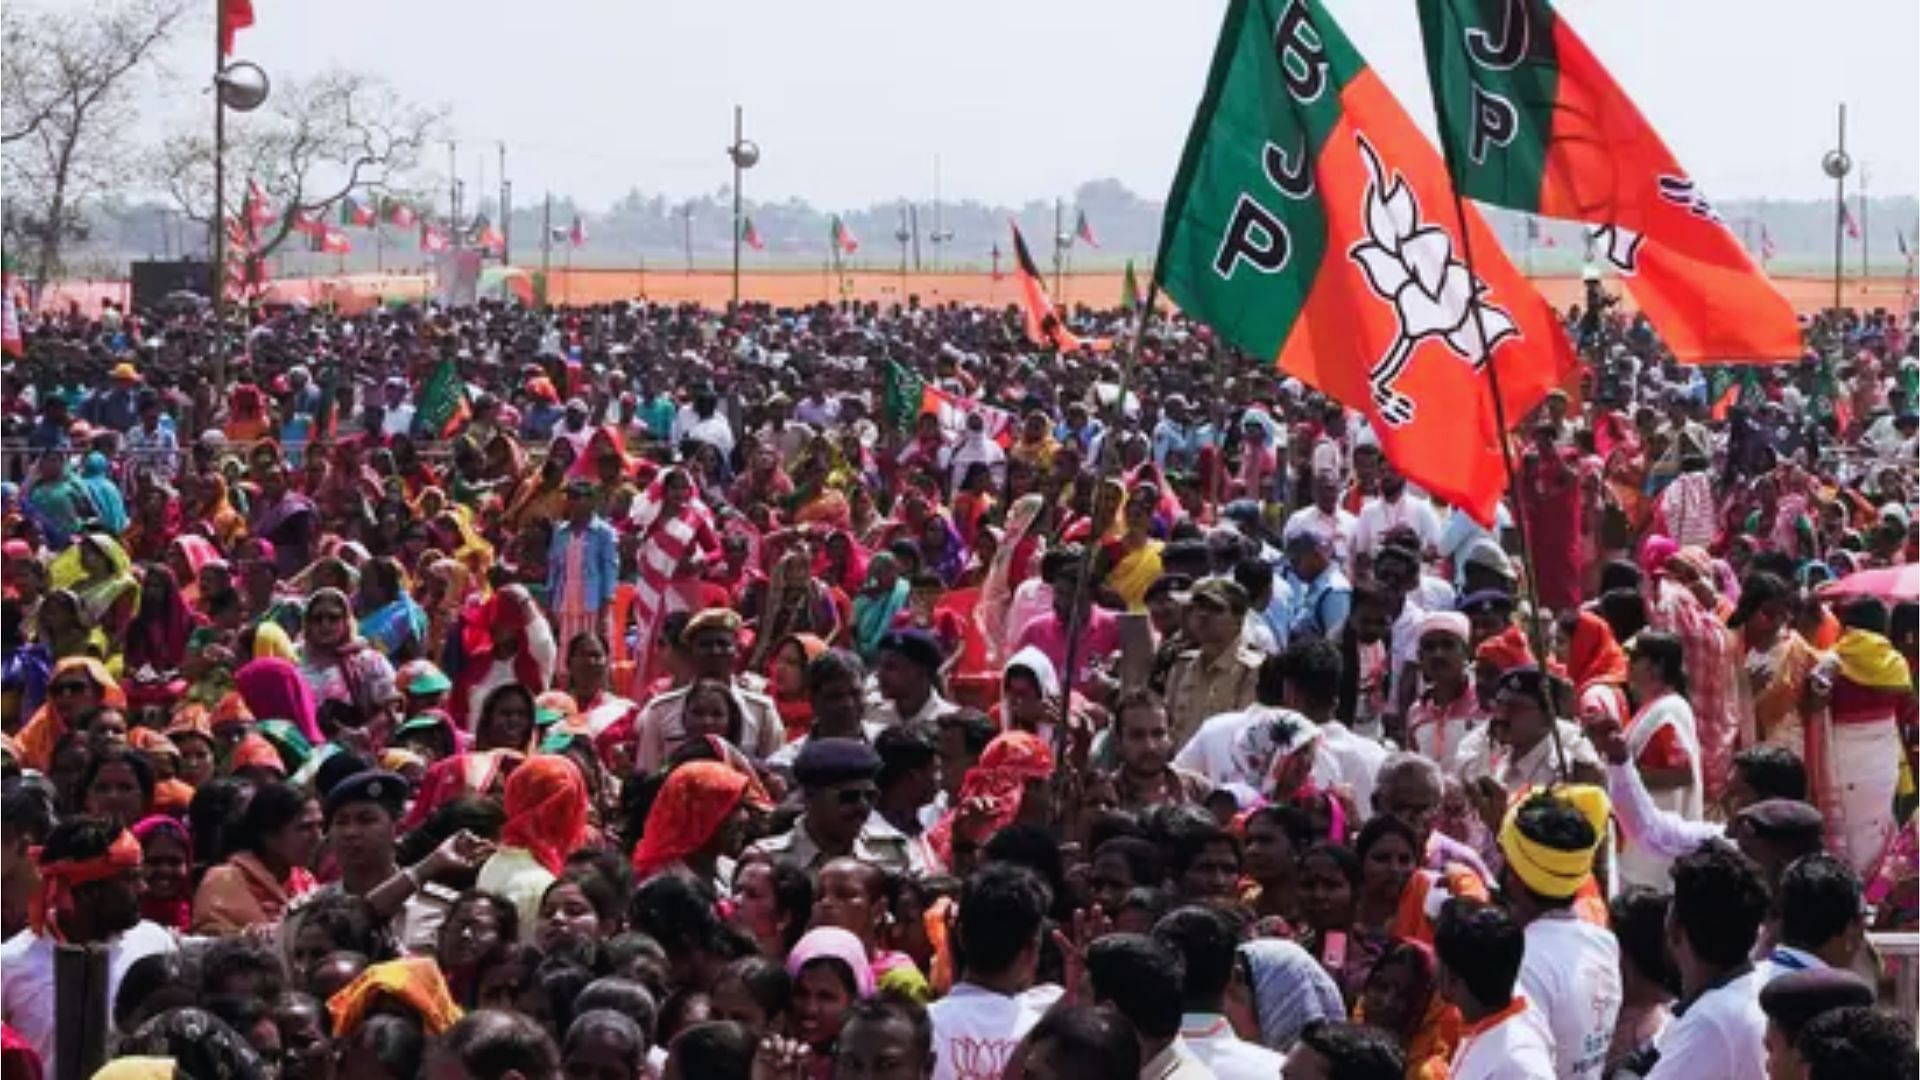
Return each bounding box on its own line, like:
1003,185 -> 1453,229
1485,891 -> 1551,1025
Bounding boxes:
107,0 -> 1919,215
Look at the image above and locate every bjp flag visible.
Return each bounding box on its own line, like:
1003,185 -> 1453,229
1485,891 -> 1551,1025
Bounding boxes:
1418,0 -> 1799,363
1156,0 -> 1575,525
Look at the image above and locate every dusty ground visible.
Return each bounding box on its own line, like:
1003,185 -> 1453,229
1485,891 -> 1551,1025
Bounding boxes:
35,269 -> 1912,317
542,268 -> 1913,316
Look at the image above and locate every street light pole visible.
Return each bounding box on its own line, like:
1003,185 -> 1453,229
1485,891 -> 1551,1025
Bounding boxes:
1823,104 -> 1852,326
211,4 -> 227,394
727,105 -> 760,315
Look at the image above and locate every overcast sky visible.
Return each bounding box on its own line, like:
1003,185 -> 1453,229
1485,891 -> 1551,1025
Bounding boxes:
144,0 -> 1918,213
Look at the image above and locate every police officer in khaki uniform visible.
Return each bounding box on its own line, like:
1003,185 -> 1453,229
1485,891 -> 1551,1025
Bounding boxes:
1162,578 -> 1264,750
744,737 -> 929,876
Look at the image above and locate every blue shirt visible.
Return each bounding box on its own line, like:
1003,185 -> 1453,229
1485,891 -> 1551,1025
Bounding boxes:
1289,565 -> 1352,642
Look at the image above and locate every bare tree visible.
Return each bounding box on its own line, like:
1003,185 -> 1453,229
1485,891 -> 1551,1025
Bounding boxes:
152,68 -> 444,278
1,0 -> 193,286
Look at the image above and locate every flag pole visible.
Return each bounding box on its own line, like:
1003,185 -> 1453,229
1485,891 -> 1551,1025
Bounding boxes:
1054,276 -> 1161,764
1441,188 -> 1572,782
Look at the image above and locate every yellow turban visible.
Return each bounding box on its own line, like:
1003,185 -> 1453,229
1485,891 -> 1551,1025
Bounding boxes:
1499,784 -> 1611,900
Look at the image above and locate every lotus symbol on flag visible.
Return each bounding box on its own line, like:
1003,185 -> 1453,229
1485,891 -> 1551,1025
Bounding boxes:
1348,134 -> 1517,426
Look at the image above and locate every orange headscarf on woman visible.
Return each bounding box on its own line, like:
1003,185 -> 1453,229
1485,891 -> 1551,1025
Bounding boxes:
327,957 -> 465,1037
630,760 -> 771,878
17,657 -> 125,771
1566,612 -> 1629,694
500,755 -> 588,875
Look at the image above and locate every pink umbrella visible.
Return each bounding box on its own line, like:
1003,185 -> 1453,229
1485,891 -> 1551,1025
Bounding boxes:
1820,564 -> 1920,605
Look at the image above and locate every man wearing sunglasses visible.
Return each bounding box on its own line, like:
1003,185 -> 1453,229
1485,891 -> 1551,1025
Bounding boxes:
746,736 -> 927,876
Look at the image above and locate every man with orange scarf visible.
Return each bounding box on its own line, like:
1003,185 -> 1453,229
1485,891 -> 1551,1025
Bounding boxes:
1,818 -> 178,1079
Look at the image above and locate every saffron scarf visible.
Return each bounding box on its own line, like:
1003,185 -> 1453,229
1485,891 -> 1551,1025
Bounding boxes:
630,760 -> 771,878
30,829 -> 141,940
500,754 -> 589,875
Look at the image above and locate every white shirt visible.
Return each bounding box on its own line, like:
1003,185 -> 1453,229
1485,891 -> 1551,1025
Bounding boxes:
1644,970 -> 1768,1080
1173,710 -> 1261,787
2,921 -> 179,1078
927,982 -> 1064,1080
1313,721 -> 1387,813
1353,493 -> 1443,561
1179,1014 -> 1285,1080
381,402 -> 417,436
1518,913 -> 1622,1080
1449,1000 -> 1557,1080
1140,1036 -> 1218,1080
1282,505 -> 1357,565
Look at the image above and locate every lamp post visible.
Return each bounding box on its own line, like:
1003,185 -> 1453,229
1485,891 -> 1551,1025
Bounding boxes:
727,105 -> 760,314
208,42 -> 269,398
1822,105 -> 1852,329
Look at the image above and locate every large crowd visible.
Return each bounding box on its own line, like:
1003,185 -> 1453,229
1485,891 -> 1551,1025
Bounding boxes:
0,288 -> 1915,1080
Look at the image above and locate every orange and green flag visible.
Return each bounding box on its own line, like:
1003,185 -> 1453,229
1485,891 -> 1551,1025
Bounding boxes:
1156,0 -> 1574,525
1417,0 -> 1798,363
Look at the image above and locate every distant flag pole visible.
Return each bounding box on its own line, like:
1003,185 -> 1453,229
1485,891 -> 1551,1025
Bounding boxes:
1121,259 -> 1141,313
1074,209 -> 1100,249
570,214 -> 588,248
1761,225 -> 1777,266
741,215 -> 764,252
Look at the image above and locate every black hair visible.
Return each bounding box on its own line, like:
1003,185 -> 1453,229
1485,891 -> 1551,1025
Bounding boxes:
1353,815 -> 1420,864
665,1020 -> 757,1080
1733,745 -> 1809,802
114,951 -> 198,1033
566,630 -> 610,664
983,823 -> 1067,910
1086,933 -> 1185,1040
397,794 -> 508,865
1164,821 -> 1240,880
1433,899 -> 1524,1007
38,813 -> 123,864
1670,840 -> 1770,967
1019,1003 -> 1141,1080
120,1008 -> 267,1079
1091,837 -> 1165,889
573,977 -> 658,1046
1890,601 -> 1919,649
1291,1020 -> 1407,1080
840,992 -> 933,1065
230,779 -> 313,858
736,855 -> 814,953
1778,853 -> 1864,953
290,892 -> 386,961
1506,792 -> 1599,907
1300,842 -> 1363,889
546,864 -> 627,926
957,863 -> 1051,978
1277,638 -> 1342,711
564,1009 -> 647,1070
1598,559 -> 1643,596
2,778 -> 57,844
804,649 -> 866,694
937,708 -> 997,757
1598,588 -> 1649,645
1246,802 -> 1315,854
1151,906 -> 1243,1006
531,956 -> 600,1039
712,956 -> 790,1026
443,1008 -> 561,1080
1118,885 -> 1176,928
627,874 -> 754,966
1630,631 -> 1688,695
875,722 -> 939,791
444,889 -> 522,950
1232,558 -> 1273,602
200,934 -> 289,999
1838,597 -> 1891,635
187,776 -> 253,869
1608,888 -> 1680,998
1798,1007 -> 1919,1080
